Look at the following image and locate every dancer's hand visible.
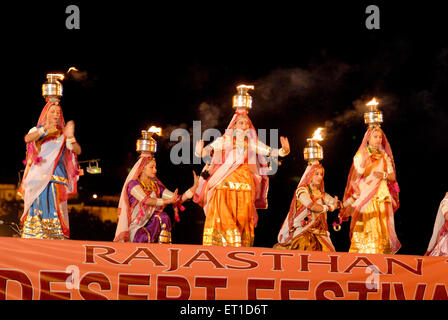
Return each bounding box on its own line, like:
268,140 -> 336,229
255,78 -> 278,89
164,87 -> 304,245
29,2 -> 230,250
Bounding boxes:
195,140 -> 204,157
280,136 -> 290,154
164,189 -> 178,205
329,196 -> 339,211
64,120 -> 75,138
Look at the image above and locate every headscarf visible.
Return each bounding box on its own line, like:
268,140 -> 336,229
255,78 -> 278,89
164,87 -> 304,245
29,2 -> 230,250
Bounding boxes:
19,101 -> 79,223
277,163 -> 326,244
193,108 -> 270,215
114,153 -> 167,242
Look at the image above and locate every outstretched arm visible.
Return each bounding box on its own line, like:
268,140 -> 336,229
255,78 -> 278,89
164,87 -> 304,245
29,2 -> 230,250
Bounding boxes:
195,138 -> 224,158
131,185 -> 177,207
256,136 -> 290,157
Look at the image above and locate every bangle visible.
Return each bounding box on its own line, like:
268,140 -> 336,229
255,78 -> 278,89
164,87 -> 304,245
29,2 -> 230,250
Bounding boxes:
278,148 -> 289,157
184,188 -> 194,199
156,198 -> 164,207
67,137 -> 76,144
39,127 -> 47,138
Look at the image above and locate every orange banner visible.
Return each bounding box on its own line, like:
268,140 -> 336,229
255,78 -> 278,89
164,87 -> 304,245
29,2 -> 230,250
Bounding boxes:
0,237 -> 447,300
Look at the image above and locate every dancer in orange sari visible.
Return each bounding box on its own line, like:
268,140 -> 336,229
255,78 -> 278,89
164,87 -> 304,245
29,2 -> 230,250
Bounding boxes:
194,86 -> 290,247
339,126 -> 400,254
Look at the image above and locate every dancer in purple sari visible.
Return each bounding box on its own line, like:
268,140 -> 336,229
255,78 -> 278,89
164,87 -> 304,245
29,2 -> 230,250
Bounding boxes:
114,151 -> 198,243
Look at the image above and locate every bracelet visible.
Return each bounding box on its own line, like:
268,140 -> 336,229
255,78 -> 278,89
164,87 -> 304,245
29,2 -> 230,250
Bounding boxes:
278,148 -> 289,157
67,137 -> 77,144
66,137 -> 76,151
39,127 -> 47,138
184,188 -> 194,199
156,198 -> 164,207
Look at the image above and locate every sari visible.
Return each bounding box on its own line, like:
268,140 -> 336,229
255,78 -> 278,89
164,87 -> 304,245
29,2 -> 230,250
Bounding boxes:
114,154 -> 173,243
340,127 -> 400,254
194,109 -> 272,247
19,102 -> 79,239
275,164 -> 336,251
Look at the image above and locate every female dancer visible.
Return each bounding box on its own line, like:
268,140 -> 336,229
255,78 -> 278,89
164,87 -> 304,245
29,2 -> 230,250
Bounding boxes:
194,96 -> 290,247
19,101 -> 81,239
275,163 -> 340,251
339,126 -> 400,254
114,151 -> 198,243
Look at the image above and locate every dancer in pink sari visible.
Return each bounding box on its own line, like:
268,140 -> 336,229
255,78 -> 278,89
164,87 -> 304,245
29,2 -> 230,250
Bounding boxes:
425,193 -> 448,256
194,107 -> 290,247
339,126 -> 400,254
19,101 -> 81,239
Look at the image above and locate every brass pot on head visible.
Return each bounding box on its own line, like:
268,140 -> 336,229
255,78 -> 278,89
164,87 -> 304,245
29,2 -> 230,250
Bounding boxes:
42,73 -> 64,102
364,98 -> 383,128
304,139 -> 323,165
136,126 -> 162,154
233,84 -> 254,111
303,128 -> 324,165
137,131 -> 157,153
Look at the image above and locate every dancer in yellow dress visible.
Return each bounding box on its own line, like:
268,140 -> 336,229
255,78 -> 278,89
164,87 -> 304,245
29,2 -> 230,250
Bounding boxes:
339,99 -> 400,254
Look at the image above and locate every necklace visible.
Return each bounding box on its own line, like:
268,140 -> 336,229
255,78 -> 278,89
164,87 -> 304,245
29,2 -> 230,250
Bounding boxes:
367,146 -> 381,159
139,178 -> 157,192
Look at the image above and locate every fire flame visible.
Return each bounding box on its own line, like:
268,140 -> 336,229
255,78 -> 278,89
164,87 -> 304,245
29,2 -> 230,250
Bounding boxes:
148,126 -> 162,136
366,98 -> 379,106
311,127 -> 324,141
237,84 -> 255,91
67,67 -> 79,74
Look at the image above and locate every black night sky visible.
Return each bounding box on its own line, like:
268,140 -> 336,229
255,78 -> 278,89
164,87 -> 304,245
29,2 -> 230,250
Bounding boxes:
2,1 -> 448,255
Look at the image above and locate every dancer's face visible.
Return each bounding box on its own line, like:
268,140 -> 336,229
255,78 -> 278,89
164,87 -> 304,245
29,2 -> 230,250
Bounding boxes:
234,116 -> 250,131
368,129 -> 382,148
46,103 -> 61,127
142,160 -> 157,179
311,168 -> 324,186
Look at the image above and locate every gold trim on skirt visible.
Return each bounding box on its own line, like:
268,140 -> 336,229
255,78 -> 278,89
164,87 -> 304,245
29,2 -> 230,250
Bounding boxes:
22,214 -> 65,240
349,180 -> 393,254
203,164 -> 255,247
274,227 -> 333,252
